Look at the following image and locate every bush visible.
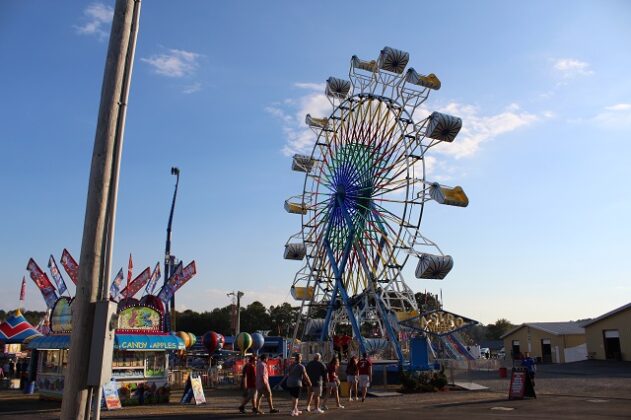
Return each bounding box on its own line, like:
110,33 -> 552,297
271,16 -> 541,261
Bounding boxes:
400,368 -> 448,393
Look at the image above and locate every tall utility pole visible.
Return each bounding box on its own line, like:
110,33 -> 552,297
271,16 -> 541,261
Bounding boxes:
61,1 -> 141,419
227,291 -> 244,336
164,167 -> 180,332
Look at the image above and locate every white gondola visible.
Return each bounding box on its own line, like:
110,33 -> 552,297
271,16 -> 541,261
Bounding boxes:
291,286 -> 315,301
292,154 -> 315,173
405,68 -> 441,90
415,253 -> 453,280
351,55 -> 378,73
284,243 -> 307,260
325,77 -> 351,99
429,183 -> 469,207
426,111 -> 462,143
378,47 -> 409,74
305,114 -> 329,129
284,199 -> 307,215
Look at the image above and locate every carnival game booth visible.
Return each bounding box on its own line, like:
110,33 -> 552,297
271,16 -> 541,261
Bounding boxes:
28,296 -> 185,404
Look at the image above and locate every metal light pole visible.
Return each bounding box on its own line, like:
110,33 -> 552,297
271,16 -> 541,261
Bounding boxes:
227,291 -> 244,336
164,167 -> 180,332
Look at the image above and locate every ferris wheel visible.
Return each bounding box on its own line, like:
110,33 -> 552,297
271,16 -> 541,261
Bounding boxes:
283,47 -> 469,363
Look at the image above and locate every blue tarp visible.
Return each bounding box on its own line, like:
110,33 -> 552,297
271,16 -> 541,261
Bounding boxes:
28,334 -> 185,351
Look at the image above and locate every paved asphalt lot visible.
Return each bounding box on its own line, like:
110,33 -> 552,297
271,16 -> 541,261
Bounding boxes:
1,360 -> 630,419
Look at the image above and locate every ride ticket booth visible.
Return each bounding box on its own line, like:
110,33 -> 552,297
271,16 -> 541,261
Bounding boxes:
28,296 -> 185,405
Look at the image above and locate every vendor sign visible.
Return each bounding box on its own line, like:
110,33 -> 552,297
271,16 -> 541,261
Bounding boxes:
416,309 -> 477,336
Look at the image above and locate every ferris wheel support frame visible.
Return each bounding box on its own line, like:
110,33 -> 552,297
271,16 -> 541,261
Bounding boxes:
320,194 -> 367,356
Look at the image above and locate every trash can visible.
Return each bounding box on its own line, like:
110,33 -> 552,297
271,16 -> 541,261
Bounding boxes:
24,381 -> 36,394
499,367 -> 507,378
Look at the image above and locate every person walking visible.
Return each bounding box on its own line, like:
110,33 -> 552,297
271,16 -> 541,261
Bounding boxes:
285,353 -> 312,416
357,352 -> 372,402
8,359 -> 16,379
322,356 -> 344,410
521,352 -> 537,386
255,354 -> 279,414
238,355 -> 260,414
305,353 -> 327,413
346,355 -> 359,402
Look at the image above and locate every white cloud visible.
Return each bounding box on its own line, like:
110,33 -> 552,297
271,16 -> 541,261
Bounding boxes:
182,82 -> 202,94
141,49 -> 201,78
75,2 -> 113,39
605,103 -> 631,111
592,103 -> 631,129
267,83 -> 330,156
268,84 -> 538,181
429,102 -> 538,159
553,58 -> 594,78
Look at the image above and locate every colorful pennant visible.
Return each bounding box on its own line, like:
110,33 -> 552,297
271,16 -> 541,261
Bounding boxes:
60,249 -> 79,285
26,258 -> 58,308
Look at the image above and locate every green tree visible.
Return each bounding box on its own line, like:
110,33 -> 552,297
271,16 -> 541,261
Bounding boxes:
486,318 -> 515,340
240,301 -> 271,333
269,303 -> 297,337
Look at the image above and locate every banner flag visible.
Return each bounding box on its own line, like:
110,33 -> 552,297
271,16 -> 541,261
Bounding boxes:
60,249 -> 79,285
109,268 -> 124,301
158,261 -> 196,302
157,261 -> 183,302
127,253 -> 133,288
19,276 -> 26,302
121,267 -> 151,299
145,262 -> 161,295
48,255 -> 68,296
26,258 -> 58,308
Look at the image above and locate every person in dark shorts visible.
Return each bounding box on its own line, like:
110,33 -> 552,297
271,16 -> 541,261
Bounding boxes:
346,355 -> 359,401
286,353 -> 312,416
239,355 -> 260,414
305,353 -> 327,413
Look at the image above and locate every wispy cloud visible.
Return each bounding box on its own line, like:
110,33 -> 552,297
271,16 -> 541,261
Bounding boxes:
141,49 -> 201,78
553,58 -> 594,78
592,103 -> 631,129
432,102 -> 538,159
75,2 -> 113,39
182,82 -> 202,94
268,84 -> 539,179
266,83 -> 329,156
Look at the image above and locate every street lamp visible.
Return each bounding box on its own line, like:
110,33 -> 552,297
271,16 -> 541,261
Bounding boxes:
165,166 -> 180,332
227,291 -> 244,336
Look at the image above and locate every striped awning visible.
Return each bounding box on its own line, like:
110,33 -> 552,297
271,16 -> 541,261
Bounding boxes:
0,310 -> 42,344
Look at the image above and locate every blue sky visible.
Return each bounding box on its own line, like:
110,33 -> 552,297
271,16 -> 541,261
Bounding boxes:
1,1 -> 630,324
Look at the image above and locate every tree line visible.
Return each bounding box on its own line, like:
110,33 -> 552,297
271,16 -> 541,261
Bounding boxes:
0,292 -> 516,341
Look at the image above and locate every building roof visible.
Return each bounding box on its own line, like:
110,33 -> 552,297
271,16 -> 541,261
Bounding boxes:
581,302 -> 631,328
501,322 -> 585,339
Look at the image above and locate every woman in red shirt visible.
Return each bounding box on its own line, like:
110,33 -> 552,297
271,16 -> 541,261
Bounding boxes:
322,356 -> 344,410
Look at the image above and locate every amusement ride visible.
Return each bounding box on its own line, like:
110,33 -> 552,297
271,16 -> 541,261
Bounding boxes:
284,46 -> 470,366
